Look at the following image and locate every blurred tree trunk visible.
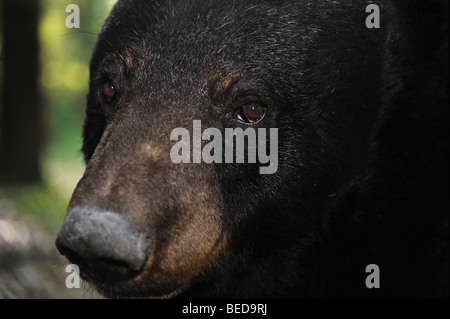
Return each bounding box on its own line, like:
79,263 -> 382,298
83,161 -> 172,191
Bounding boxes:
0,0 -> 42,184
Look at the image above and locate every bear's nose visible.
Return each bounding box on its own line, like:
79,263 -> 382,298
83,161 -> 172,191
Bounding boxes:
55,206 -> 151,283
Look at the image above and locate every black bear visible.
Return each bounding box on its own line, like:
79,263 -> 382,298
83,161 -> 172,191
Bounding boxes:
56,0 -> 448,298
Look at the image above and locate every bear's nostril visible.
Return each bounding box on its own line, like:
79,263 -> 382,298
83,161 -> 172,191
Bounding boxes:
55,206 -> 152,283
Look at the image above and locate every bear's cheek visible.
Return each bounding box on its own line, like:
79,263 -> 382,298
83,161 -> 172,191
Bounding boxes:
129,167 -> 229,297
137,209 -> 228,297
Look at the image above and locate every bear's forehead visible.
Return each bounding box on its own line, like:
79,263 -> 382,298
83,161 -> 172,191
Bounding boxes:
95,2 -> 313,73
91,0 -> 358,102
99,0 -> 316,52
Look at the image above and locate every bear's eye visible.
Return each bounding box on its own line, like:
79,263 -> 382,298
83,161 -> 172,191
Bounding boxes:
101,81 -> 116,101
236,103 -> 266,124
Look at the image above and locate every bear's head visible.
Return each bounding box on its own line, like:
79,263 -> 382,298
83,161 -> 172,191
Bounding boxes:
56,0 -> 384,298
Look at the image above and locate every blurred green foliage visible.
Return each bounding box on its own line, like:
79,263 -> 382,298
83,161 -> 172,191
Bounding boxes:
0,0 -> 117,232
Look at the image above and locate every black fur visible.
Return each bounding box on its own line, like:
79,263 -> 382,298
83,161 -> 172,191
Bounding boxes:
78,0 -> 448,298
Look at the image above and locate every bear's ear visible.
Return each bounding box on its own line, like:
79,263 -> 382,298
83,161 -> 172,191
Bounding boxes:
367,0 -> 448,164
